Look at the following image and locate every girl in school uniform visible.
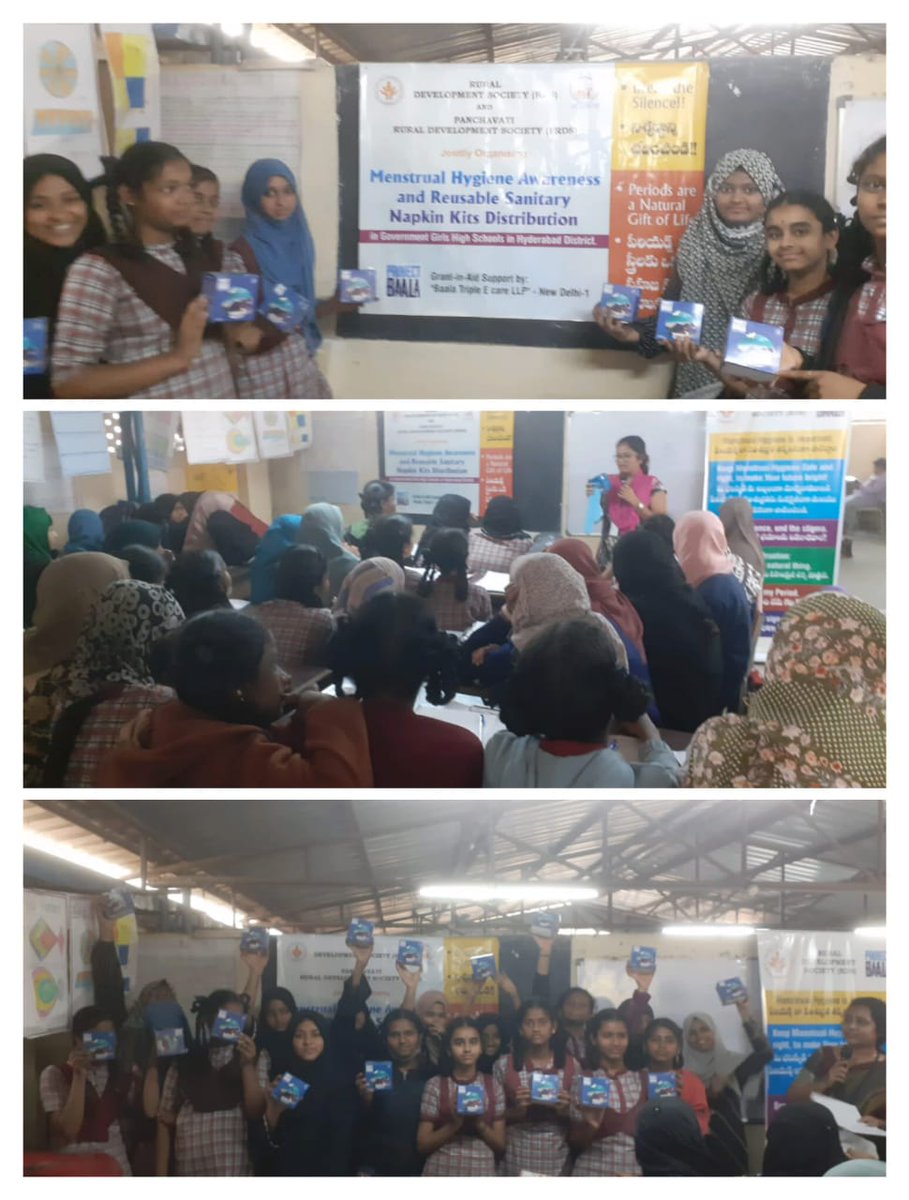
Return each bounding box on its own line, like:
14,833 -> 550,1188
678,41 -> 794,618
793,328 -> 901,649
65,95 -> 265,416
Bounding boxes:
156,990 -> 267,1176
52,141 -> 243,399
416,528 -> 492,632
641,1018 -> 711,1135
569,1009 -> 649,1176
167,550 -> 233,619
493,999 -> 581,1176
247,545 -> 335,675
467,496 -> 534,577
24,155 -> 107,400
345,480 -> 397,552
417,1018 -> 507,1175
229,158 -> 332,399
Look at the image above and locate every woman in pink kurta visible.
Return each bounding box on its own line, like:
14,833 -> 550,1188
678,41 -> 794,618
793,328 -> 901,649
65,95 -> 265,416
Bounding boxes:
588,436 -> 668,568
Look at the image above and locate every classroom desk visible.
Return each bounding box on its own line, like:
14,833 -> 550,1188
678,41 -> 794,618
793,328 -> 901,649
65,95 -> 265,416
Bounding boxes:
289,666 -> 333,693
229,597 -> 249,610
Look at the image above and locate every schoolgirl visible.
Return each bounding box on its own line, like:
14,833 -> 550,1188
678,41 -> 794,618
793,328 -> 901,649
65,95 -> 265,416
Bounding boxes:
416,528 -> 492,632
345,480 -> 397,551
356,1008 -> 433,1176
641,1018 -> 711,1134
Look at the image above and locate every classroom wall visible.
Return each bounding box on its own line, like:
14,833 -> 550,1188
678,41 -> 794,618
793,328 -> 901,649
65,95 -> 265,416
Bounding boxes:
824,54 -> 887,197
847,421 -> 886,477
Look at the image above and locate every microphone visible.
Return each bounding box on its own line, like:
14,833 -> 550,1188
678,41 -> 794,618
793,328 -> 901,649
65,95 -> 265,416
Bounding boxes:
841,1045 -> 853,1061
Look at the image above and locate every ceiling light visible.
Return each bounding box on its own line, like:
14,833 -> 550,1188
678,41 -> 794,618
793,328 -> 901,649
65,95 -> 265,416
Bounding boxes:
220,22 -> 245,38
662,924 -> 756,937
854,926 -> 886,936
419,884 -> 599,902
559,928 -> 610,936
24,831 -> 131,880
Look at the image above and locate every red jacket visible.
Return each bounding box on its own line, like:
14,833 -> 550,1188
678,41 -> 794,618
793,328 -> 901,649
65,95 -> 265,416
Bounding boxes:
362,699 -> 483,788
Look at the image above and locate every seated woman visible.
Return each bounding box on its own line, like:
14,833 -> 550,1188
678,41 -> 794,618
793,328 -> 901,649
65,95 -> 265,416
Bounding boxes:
484,619 -> 681,788
415,494 -> 473,566
97,610 -> 373,788
167,549 -> 233,618
361,513 -> 418,578
25,579 -> 183,787
673,512 -> 753,715
612,531 -> 725,733
634,1099 -> 731,1177
345,480 -> 396,553
102,519 -> 163,560
328,590 -> 483,787
416,528 -> 492,632
787,997 -> 885,1131
298,503 -> 360,604
247,545 -> 334,674
761,1103 -> 848,1177
63,510 -> 105,555
333,556 -> 405,618
467,496 -> 533,577
686,590 -> 885,787
25,505 -> 56,628
719,497 -> 765,613
182,491 -> 269,566
118,545 -> 168,585
249,514 -> 303,604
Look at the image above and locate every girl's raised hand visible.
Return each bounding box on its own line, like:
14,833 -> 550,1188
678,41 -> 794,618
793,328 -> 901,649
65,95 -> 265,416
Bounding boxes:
395,960 -> 422,987
351,942 -> 374,970
235,1032 -> 258,1064
593,305 -> 641,344
175,295 -> 209,366
66,1047 -> 91,1078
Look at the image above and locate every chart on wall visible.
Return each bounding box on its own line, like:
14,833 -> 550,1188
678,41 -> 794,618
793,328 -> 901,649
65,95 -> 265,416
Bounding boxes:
358,62 -> 708,321
101,24 -> 161,154
24,891 -> 70,1037
704,411 -> 848,636
181,411 -> 259,465
24,24 -> 105,178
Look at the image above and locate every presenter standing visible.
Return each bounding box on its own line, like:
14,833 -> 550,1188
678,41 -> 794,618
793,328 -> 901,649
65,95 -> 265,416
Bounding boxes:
586,437 -> 668,568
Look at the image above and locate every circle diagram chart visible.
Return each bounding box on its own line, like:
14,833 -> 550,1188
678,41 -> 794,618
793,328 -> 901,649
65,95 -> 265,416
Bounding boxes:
39,40 -> 79,98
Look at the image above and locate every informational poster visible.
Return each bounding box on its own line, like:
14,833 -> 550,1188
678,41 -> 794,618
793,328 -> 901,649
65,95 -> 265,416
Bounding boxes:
359,63 -> 616,320
609,63 -> 709,316
24,890 -> 70,1037
142,410 -> 179,474
24,24 -> 105,177
382,410 -> 514,516
444,937 -> 499,1016
183,462 -> 239,494
23,411 -> 46,483
254,412 -> 293,460
288,411 -> 313,451
181,410 -> 259,465
704,411 -> 849,635
277,934 -> 445,1022
67,895 -> 97,1012
101,24 -> 161,154
757,931 -> 886,1120
50,411 -> 112,477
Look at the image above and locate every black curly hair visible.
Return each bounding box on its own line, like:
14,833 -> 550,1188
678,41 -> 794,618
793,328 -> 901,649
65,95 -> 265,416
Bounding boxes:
417,527 -> 469,603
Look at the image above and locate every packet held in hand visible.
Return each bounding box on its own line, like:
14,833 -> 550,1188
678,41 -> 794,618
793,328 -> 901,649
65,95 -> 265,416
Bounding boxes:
629,945 -> 657,972
529,911 -> 560,939
530,1072 -> 560,1104
457,1082 -> 487,1115
272,1073 -> 310,1108
83,1030 -> 117,1061
155,1028 -> 188,1057
346,918 -> 375,948
599,283 -> 641,323
715,977 -> 748,1005
396,938 -> 423,970
24,318 -> 48,375
202,273 -> 259,322
722,317 -> 785,380
101,886 -> 135,920
365,1060 -> 394,1092
340,268 -> 378,304
212,1008 -> 246,1042
648,1072 -> 678,1100
260,280 -> 306,330
240,927 -> 269,955
580,1076 -> 613,1108
656,299 -> 704,344
470,953 -> 497,981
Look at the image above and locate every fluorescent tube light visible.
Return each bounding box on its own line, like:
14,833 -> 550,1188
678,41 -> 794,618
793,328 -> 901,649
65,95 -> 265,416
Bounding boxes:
854,926 -> 886,936
419,884 -> 599,902
662,924 -> 756,937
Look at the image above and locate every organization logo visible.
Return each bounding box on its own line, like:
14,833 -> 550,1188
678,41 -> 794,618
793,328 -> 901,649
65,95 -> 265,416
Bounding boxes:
865,949 -> 886,979
376,76 -> 403,104
570,73 -> 599,105
289,942 -> 306,961
387,264 -> 421,298
762,947 -> 789,979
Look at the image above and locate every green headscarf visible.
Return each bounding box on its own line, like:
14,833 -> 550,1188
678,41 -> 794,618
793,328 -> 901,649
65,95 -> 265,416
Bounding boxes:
24,506 -> 53,565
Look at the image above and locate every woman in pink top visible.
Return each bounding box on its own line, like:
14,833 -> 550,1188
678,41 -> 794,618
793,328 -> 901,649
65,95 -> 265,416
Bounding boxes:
588,437 -> 668,568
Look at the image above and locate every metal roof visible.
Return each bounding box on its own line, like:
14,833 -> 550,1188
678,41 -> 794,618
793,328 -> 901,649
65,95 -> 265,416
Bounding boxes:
277,24 -> 886,64
24,798 -> 885,935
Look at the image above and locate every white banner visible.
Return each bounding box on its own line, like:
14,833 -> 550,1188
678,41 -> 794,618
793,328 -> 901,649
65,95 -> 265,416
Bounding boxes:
359,63 -> 615,320
277,934 -> 445,1022
383,411 -> 482,514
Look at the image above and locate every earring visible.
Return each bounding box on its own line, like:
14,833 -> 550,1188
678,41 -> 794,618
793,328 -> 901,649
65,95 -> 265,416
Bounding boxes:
828,247 -> 838,267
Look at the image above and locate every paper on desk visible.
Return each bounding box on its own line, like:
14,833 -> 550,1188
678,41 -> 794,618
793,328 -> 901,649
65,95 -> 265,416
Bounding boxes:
415,690 -> 504,746
473,571 -> 510,593
811,1093 -> 886,1137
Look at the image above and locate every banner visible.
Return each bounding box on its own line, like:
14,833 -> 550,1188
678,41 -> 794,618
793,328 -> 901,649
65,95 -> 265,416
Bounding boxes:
24,24 -> 105,178
359,63 -> 615,320
444,937 -> 499,1016
383,410 -> 514,516
277,934 -> 445,1022
757,931 -> 886,1120
704,411 -> 849,635
100,24 -> 161,155
609,62 -> 709,317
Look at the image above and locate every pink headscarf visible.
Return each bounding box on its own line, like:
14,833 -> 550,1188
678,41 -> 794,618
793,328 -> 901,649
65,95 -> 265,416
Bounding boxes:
673,511 -> 735,590
183,491 -> 269,553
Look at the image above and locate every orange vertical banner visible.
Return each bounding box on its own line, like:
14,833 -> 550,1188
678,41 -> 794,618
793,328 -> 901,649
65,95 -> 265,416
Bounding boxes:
479,411 -> 515,511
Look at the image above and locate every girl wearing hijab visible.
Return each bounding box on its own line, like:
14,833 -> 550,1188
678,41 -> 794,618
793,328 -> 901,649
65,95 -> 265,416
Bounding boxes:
24,579 -> 183,787
229,158 -> 332,399
761,1101 -> 847,1177
595,148 -> 784,397
103,519 -> 164,560
298,503 -> 359,602
683,1003 -> 773,1174
673,511 -> 752,715
485,619 -> 681,789
247,545 -> 334,675
167,493 -> 200,556
719,496 -> 766,610
345,480 -> 396,551
24,506 -> 56,627
634,1099 -> 729,1177
467,496 -> 533,576
52,142 -> 241,400
333,556 -> 405,617
24,154 -> 107,399
329,590 -> 484,788
415,494 -> 473,565
63,510 -> 105,555
182,492 -> 268,566
98,609 -> 372,789
249,514 -> 302,604
686,591 -> 885,787
612,531 -> 725,733
257,1010 -> 357,1175
25,552 -> 130,685
256,987 -> 298,1079
157,990 -> 266,1176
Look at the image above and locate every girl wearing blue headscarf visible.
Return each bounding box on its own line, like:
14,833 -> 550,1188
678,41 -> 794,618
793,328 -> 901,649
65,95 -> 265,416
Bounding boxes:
230,159 -> 333,400
63,509 -> 104,555
249,514 -> 303,604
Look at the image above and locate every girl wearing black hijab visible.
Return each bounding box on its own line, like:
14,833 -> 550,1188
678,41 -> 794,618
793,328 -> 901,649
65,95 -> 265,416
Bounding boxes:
415,494 -> 473,565
761,1101 -> 847,1176
256,1009 -> 358,1176
612,530 -> 726,732
255,986 -> 298,1078
24,154 -> 106,399
635,1098 -> 731,1176
167,493 -> 201,556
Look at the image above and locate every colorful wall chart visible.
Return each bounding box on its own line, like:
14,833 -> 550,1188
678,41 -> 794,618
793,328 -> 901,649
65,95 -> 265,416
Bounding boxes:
704,411 -> 849,636
24,891 -> 70,1037
101,24 -> 161,154
24,24 -> 105,178
757,931 -> 886,1120
181,411 -> 260,466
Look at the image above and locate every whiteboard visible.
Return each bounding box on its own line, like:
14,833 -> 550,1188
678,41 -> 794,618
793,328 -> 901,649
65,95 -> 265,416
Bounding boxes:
565,411 -> 707,535
836,97 -> 886,215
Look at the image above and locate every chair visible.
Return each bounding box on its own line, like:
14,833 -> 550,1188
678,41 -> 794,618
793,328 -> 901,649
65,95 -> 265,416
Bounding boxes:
856,504 -> 886,536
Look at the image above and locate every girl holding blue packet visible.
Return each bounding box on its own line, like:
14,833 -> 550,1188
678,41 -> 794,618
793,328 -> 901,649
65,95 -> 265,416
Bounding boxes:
230,158 -> 332,399
641,1018 -> 711,1135
355,1008 -> 432,1176
417,1018 -> 506,1175
570,1009 -> 649,1176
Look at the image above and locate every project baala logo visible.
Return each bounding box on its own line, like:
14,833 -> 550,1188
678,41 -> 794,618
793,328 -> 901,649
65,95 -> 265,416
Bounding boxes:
570,73 -> 600,106
865,950 -> 886,979
376,76 -> 403,104
387,265 -> 421,299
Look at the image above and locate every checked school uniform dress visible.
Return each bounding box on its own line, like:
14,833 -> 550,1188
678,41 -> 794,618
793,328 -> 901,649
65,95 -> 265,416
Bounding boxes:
420,1074 -> 506,1176
63,684 -> 174,786
245,601 -> 334,674
40,1063 -> 132,1175
467,530 -> 534,577
738,282 -> 834,398
52,245 -> 243,399
493,1052 -> 581,1176
404,576 -> 492,632
158,1046 -> 270,1176
569,1068 -> 648,1177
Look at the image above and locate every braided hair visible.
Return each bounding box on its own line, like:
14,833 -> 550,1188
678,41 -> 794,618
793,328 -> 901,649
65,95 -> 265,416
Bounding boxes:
103,141 -> 197,263
329,590 -> 459,706
417,527 -> 469,602
361,514 -> 413,566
